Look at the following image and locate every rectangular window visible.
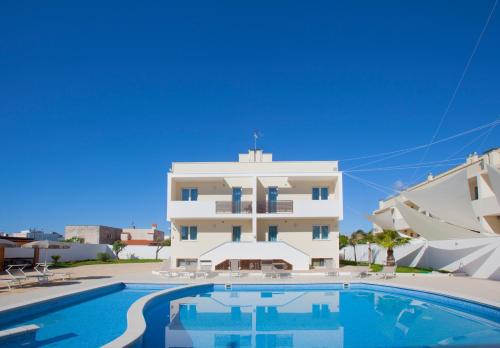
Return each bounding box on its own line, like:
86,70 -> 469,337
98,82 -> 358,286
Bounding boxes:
181,188 -> 198,201
268,226 -> 278,241
177,258 -> 198,268
181,226 -> 197,241
268,187 -> 278,213
312,187 -> 320,200
312,225 -> 321,240
312,187 -> 329,200
232,226 -> 241,242
189,226 -> 197,240
313,225 -> 329,240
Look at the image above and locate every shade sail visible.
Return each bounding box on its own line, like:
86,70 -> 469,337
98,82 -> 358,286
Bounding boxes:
366,209 -> 394,230
402,169 -> 484,232
395,201 -> 485,241
487,165 -> 500,206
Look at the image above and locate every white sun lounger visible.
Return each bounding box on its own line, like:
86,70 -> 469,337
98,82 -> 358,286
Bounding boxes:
34,263 -> 72,281
195,261 -> 213,279
380,265 -> 397,279
152,259 -> 178,277
261,263 -> 277,278
325,259 -> 339,277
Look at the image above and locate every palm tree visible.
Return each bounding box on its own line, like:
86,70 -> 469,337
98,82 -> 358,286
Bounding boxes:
374,230 -> 410,266
349,230 -> 366,263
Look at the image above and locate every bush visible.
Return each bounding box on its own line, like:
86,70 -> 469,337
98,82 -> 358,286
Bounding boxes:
51,255 -> 61,265
97,252 -> 111,262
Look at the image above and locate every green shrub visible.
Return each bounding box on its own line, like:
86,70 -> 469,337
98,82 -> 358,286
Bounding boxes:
51,255 -> 61,265
97,252 -> 111,262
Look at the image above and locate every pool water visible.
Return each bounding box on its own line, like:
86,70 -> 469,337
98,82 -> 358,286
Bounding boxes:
142,284 -> 500,348
0,283 -> 176,348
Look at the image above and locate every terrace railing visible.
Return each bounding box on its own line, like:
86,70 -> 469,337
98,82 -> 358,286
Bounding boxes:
257,200 -> 294,213
215,201 -> 252,214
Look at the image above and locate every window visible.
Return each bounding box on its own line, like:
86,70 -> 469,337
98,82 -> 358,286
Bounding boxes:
180,226 -> 198,241
232,226 -> 241,242
268,226 -> 278,241
268,187 -> 278,213
312,187 -> 329,200
313,225 -> 329,240
181,188 -> 198,201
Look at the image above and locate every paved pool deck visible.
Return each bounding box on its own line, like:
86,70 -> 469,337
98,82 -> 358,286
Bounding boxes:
1,263 -> 499,309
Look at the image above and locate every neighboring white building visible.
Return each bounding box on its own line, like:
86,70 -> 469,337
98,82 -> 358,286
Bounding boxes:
12,229 -> 63,241
167,149 -> 343,271
363,148 -> 500,279
369,148 -> 500,237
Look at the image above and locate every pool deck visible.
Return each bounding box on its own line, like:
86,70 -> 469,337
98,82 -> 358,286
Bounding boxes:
1,263 -> 499,309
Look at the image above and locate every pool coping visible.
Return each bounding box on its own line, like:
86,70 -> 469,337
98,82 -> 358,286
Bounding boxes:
102,283 -> 213,348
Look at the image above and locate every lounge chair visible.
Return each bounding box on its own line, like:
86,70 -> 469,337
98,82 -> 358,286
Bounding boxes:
34,263 -> 72,281
356,266 -> 371,278
380,265 -> 397,279
324,259 -> 339,277
230,259 -> 241,277
179,264 -> 197,278
196,260 -> 213,279
152,259 -> 178,277
261,263 -> 275,278
5,264 -> 29,287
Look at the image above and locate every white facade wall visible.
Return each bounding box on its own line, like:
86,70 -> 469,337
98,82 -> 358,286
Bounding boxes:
5,243 -> 113,262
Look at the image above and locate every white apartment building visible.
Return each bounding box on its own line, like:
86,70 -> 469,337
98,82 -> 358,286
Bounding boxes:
167,150 -> 343,271
369,148 -> 500,238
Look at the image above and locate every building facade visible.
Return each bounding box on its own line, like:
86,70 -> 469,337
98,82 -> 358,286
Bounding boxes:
369,148 -> 500,237
167,150 -> 343,270
65,225 -> 123,244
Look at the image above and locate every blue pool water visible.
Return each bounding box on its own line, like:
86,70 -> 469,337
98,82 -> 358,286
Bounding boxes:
1,283 -> 499,347
0,283 -> 176,347
142,284 -> 500,348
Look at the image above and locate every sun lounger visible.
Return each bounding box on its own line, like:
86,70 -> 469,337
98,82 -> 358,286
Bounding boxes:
195,261 -> 213,279
152,259 -> 178,277
261,263 -> 276,278
380,265 -> 396,279
34,263 -> 72,281
179,264 -> 197,278
356,266 -> 370,278
5,264 -> 29,287
325,259 -> 339,277
230,259 -> 241,277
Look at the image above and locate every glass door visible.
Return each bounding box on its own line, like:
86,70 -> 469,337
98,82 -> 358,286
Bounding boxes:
268,226 -> 278,241
232,226 -> 241,242
232,187 -> 242,213
268,187 -> 278,213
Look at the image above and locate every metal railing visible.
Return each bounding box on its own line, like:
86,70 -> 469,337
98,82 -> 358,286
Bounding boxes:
257,200 -> 293,213
215,201 -> 252,214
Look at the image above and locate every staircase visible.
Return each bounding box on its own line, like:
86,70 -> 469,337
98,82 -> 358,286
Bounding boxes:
200,241 -> 310,270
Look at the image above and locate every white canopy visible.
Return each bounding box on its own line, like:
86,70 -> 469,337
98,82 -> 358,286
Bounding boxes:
366,209 -> 394,230
487,164 -> 500,206
395,201 -> 485,241
402,169 -> 484,232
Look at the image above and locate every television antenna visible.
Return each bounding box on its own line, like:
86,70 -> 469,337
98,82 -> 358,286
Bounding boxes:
253,131 -> 263,151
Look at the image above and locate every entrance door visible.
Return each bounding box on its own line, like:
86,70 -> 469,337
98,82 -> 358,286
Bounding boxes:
232,226 -> 241,242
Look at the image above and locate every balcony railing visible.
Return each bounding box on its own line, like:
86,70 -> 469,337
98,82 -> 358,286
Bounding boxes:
215,201 -> 252,214
257,200 -> 293,213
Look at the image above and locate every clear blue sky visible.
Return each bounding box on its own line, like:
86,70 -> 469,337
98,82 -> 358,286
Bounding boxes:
0,1 -> 499,236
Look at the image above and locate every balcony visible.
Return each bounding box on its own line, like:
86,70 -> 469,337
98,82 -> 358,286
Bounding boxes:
215,201 -> 252,214
257,200 -> 293,213
258,199 -> 342,218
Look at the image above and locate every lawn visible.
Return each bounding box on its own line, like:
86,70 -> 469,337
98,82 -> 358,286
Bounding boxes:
52,259 -> 162,268
340,260 -> 433,273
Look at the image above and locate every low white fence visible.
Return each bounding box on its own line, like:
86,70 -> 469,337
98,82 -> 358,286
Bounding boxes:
4,243 -> 171,263
341,237 -> 500,280
120,245 -> 171,260
5,243 -> 113,262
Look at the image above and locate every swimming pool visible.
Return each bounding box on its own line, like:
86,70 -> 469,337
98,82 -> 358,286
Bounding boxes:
140,284 -> 500,348
0,283 -> 177,347
1,283 -> 499,347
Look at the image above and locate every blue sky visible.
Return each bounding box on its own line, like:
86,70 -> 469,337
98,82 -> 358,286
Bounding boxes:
0,1 -> 499,236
